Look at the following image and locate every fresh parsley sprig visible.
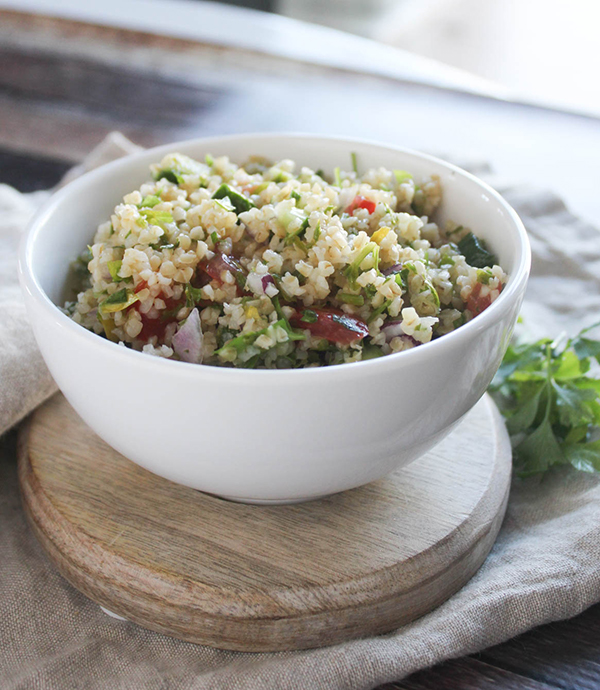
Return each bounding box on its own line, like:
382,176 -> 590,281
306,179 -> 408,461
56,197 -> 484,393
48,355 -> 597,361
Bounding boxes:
489,322 -> 600,477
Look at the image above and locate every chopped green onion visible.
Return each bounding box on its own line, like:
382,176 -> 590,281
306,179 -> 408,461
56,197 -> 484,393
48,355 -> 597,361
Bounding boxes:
205,153 -> 214,166
253,181 -> 270,194
368,299 -> 392,323
210,231 -> 218,244
271,274 -> 293,302
270,170 -> 292,183
477,268 -> 493,285
439,254 -> 456,267
333,166 -> 342,187
271,295 -> 286,321
292,236 -> 308,253
351,152 -> 358,175
139,195 -> 161,208
215,318 -> 304,362
291,190 -> 302,203
212,183 -> 255,214
98,288 -> 139,314
284,215 -> 310,247
271,296 -> 305,339
107,260 -> 122,282
394,170 -> 413,185
421,278 -> 440,309
140,209 -> 174,227
344,242 -> 381,288
213,198 -> 233,212
338,292 -> 365,306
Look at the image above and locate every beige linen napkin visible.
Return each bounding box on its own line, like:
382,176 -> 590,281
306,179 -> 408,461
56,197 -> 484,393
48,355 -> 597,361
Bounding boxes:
2,136 -> 600,689
0,132 -> 142,436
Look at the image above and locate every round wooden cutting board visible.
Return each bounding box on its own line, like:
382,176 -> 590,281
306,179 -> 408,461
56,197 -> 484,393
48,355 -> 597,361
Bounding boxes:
18,393 -> 511,652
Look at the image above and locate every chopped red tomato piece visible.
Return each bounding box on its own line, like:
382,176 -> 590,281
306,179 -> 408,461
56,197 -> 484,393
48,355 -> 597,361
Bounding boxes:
201,252 -> 246,290
290,308 -> 369,345
135,294 -> 182,343
346,195 -> 376,215
467,282 -> 501,316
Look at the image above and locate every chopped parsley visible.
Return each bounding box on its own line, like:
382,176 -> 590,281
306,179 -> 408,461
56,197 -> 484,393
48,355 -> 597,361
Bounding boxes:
154,169 -> 184,184
458,232 -> 497,269
300,309 -> 318,324
490,323 -> 600,477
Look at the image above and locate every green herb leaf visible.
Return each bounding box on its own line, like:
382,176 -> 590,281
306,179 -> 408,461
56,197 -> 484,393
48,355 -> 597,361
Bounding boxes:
457,232 -> 497,269
313,223 -> 321,243
573,335 -> 600,364
214,318 -> 303,362
505,383 -> 546,435
338,292 -> 365,306
300,309 -> 318,324
490,324 -> 600,478
362,344 -> 384,360
154,169 -> 184,184
185,284 -> 204,308
564,441 -> 600,473
514,415 -> 564,476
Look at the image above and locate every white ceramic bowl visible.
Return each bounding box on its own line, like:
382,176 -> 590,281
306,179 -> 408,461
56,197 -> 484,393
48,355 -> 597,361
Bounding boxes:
19,134 -> 530,503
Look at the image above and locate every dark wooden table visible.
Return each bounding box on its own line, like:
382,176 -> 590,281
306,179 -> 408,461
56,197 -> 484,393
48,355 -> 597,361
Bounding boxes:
2,8 -> 600,689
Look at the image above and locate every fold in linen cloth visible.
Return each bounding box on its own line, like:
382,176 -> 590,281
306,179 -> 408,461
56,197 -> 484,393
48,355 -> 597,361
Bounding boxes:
0,132 -> 142,436
2,135 -> 600,690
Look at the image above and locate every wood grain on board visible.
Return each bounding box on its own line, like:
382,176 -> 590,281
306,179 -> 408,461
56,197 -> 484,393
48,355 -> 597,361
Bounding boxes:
19,393 -> 510,652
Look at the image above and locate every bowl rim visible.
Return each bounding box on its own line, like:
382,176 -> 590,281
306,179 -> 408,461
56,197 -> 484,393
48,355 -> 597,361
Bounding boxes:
19,132 -> 531,382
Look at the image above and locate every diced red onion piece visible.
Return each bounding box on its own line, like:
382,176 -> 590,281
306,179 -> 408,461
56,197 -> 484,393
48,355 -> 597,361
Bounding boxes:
381,320 -> 404,340
172,308 -> 203,364
261,274 -> 275,291
382,264 -> 403,276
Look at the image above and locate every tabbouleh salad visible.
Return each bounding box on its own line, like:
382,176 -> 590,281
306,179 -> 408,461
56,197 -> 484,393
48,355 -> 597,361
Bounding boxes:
64,152 -> 507,368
